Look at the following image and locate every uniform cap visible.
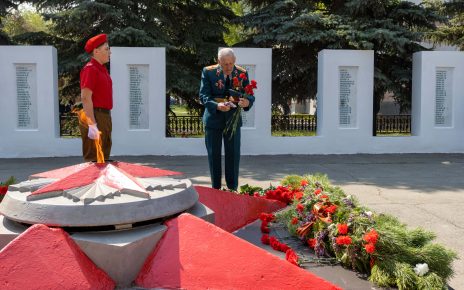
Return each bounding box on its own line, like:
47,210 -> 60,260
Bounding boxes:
84,34 -> 108,53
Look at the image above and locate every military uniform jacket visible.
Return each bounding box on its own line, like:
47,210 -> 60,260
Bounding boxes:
199,64 -> 255,129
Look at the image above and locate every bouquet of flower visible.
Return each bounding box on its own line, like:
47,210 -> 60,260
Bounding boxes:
223,73 -> 257,137
257,174 -> 457,290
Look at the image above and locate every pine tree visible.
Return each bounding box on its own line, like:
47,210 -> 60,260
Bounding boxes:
428,0 -> 464,50
0,0 -> 27,44
15,1 -> 235,110
239,0 -> 442,118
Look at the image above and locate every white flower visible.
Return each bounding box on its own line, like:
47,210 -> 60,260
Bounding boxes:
365,211 -> 373,217
414,263 -> 429,276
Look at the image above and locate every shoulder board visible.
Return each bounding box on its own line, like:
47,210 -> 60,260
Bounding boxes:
235,65 -> 246,72
205,64 -> 218,70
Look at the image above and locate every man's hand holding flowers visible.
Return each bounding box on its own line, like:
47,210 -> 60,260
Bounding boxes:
238,98 -> 249,108
217,102 -> 231,112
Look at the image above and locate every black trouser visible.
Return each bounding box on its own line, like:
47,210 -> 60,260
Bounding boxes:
205,127 -> 241,190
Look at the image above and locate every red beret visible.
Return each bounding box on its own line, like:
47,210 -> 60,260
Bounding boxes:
84,34 -> 108,53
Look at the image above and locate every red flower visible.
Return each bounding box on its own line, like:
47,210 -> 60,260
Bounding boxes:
261,234 -> 270,245
233,76 -> 240,88
244,84 -> 254,95
296,203 -> 304,212
260,221 -> 270,233
269,236 -> 281,251
364,243 -> 376,254
239,72 -> 247,80
280,243 -> 290,253
250,79 -> 257,89
335,236 -> 352,246
325,204 -> 338,214
0,185 -> 8,195
294,191 -> 303,200
285,249 -> 299,266
307,238 -> 317,248
363,229 -> 379,244
337,223 -> 348,235
253,192 -> 260,197
313,188 -> 322,195
259,212 -> 275,222
320,194 -> 328,199
291,217 -> 298,225
300,180 -> 309,187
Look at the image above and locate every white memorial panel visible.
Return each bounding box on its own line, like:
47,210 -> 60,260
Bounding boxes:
338,66 -> 357,128
434,67 -> 453,127
15,64 -> 38,129
238,64 -> 256,128
128,65 -> 149,129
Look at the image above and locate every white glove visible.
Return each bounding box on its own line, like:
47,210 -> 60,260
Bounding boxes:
88,124 -> 100,140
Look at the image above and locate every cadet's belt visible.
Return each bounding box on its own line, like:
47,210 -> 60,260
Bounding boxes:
94,107 -> 111,114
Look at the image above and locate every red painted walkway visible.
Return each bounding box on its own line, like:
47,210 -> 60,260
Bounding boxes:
0,224 -> 115,290
136,214 -> 341,290
195,185 -> 286,232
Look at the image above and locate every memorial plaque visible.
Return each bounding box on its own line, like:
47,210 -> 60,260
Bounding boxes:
339,66 -> 358,128
435,67 -> 453,127
238,64 -> 256,128
128,65 -> 149,129
15,64 -> 38,129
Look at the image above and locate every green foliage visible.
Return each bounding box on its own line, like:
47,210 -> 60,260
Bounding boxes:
10,1 -> 235,108
223,1 -> 249,46
426,0 -> 464,50
3,9 -> 51,36
239,0 -> 443,113
271,130 -> 316,137
0,176 -> 16,186
280,175 -> 303,188
273,173 -> 457,289
239,183 -> 264,196
417,272 -> 445,290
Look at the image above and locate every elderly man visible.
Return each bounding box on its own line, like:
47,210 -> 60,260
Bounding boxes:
199,48 -> 255,190
79,33 -> 113,162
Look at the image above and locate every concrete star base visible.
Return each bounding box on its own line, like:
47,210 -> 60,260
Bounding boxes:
185,200 -> 215,224
136,213 -> 341,290
0,201 -> 215,287
72,223 -> 167,287
0,224 -> 115,289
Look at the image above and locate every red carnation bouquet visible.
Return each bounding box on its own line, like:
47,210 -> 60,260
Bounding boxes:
224,73 -> 257,137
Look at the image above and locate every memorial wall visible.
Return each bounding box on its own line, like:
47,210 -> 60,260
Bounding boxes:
238,64 -> 256,128
0,46 -> 80,158
411,51 -> 464,152
1,46 -> 463,157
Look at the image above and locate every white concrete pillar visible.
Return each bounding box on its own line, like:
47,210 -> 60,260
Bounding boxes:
110,47 -> 166,155
412,51 -> 464,150
230,48 -> 273,149
0,46 -> 79,157
317,50 -> 374,140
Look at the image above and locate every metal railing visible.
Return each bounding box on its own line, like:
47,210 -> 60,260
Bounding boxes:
272,115 -> 317,132
376,115 -> 411,134
60,113 -> 412,137
167,115 -> 204,137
